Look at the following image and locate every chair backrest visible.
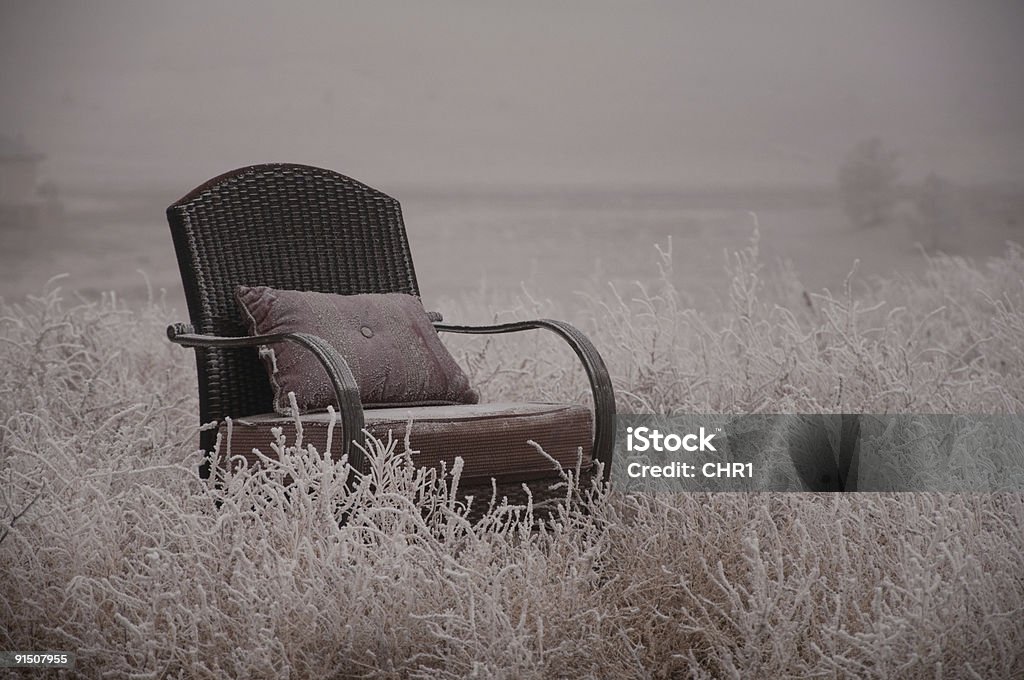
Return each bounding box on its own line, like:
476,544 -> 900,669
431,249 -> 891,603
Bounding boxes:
167,163 -> 421,432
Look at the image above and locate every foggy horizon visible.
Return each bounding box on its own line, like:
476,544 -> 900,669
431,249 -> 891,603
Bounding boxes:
3,0 -> 1024,193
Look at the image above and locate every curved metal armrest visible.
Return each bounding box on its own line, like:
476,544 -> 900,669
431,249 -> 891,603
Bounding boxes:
166,323 -> 366,473
434,319 -> 616,481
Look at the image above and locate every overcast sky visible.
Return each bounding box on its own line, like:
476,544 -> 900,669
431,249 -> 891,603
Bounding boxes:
2,0 -> 1023,191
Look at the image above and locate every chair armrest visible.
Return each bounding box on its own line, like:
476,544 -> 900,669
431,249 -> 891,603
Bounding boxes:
166,323 -> 367,473
434,319 -> 615,481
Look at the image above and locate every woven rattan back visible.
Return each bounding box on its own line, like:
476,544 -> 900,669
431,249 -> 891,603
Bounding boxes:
167,163 -> 420,430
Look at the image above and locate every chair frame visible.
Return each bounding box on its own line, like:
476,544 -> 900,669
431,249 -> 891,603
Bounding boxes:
166,163 -> 614,482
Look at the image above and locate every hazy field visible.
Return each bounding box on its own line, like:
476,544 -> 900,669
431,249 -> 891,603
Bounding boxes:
5,1 -> 1024,673
2,214 -> 1023,676
2,182 -> 1021,314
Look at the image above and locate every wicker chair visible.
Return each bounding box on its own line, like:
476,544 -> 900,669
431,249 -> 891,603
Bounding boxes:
166,163 -> 615,507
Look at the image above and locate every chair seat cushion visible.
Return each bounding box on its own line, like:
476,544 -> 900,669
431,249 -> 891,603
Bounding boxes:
219,402 -> 594,485
235,286 -> 478,414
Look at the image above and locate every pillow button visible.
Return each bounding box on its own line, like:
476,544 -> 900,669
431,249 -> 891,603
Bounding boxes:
360,325 -> 374,338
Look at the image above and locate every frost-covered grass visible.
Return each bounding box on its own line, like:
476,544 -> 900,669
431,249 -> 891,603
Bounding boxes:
2,240 -> 1023,678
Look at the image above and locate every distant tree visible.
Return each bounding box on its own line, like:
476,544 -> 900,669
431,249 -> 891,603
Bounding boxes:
906,173 -> 963,252
838,138 -> 900,228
